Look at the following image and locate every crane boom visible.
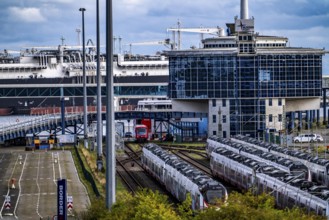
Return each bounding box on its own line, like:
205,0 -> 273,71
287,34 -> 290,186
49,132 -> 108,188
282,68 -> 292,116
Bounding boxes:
124,39 -> 172,54
126,41 -> 166,46
167,23 -> 225,50
167,27 -> 223,36
125,39 -> 171,46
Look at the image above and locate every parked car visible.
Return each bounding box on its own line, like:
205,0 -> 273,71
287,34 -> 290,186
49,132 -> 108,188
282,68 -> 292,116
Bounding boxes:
124,132 -> 133,138
314,134 -> 324,142
293,134 -> 323,143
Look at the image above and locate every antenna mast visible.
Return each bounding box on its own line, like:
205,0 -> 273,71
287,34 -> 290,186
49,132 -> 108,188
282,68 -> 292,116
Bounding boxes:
60,36 -> 65,46
76,28 -> 81,46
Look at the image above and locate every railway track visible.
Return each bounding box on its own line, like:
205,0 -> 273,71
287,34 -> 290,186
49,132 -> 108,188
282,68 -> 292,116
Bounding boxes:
114,143 -> 169,195
178,150 -> 210,168
172,151 -> 212,176
159,144 -> 206,153
116,158 -> 143,194
104,147 -> 143,194
170,149 -> 238,193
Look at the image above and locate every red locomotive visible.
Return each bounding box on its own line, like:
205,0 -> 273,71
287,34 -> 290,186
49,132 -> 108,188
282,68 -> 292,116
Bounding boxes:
135,124 -> 148,142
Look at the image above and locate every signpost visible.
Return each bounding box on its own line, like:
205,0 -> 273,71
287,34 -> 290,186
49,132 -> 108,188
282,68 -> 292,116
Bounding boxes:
4,196 -> 10,210
67,196 -> 73,212
57,179 -> 67,220
58,134 -> 76,144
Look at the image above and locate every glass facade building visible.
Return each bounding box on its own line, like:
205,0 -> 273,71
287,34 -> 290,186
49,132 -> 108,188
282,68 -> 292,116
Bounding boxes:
168,47 -> 324,137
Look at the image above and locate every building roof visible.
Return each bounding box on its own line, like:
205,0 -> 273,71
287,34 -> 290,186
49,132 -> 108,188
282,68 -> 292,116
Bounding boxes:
165,46 -> 325,56
256,47 -> 326,55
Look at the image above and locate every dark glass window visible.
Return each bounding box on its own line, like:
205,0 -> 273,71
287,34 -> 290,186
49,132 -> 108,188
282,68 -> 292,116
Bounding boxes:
278,114 -> 282,122
213,130 -> 217,135
223,115 -> 227,123
269,114 -> 273,122
269,98 -> 272,106
212,99 -> 216,107
212,115 -> 216,123
223,99 -> 226,107
278,98 -> 282,106
223,131 -> 227,138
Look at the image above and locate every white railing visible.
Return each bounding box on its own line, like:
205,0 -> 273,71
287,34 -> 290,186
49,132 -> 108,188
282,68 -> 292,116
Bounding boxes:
0,113 -> 84,140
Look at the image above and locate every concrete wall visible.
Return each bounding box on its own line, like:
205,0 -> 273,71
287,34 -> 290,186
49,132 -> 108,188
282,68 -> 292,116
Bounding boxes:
265,98 -> 285,131
208,99 -> 230,138
172,100 -> 208,112
285,98 -> 320,112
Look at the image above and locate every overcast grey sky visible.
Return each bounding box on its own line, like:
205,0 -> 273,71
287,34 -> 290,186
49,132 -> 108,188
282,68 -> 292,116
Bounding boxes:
1,0 -> 329,73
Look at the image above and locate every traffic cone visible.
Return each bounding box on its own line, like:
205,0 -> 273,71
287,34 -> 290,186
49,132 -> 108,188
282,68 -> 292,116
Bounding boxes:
10,178 -> 16,189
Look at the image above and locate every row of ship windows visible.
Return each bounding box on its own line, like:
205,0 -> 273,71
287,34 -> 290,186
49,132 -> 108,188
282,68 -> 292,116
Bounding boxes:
203,43 -> 286,49
256,43 -> 286,47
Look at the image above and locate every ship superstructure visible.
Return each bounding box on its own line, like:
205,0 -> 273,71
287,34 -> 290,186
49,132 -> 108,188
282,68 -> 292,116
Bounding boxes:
0,45 -> 169,115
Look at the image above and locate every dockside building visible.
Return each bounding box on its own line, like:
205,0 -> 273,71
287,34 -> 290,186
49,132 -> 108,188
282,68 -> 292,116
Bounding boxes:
166,0 -> 326,138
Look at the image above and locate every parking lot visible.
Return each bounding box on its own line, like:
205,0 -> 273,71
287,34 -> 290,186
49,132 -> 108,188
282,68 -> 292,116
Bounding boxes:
0,149 -> 90,219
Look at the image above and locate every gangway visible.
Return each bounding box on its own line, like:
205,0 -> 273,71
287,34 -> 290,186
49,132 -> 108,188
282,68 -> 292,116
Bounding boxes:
0,113 -> 84,143
0,110 -> 208,144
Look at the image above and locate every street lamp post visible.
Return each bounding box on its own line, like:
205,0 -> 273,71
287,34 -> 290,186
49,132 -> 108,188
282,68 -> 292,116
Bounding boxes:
106,0 -> 116,208
96,0 -> 103,171
79,8 -> 88,149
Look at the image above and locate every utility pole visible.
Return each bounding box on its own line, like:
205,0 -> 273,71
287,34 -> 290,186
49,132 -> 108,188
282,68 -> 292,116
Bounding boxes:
79,8 -> 88,149
96,0 -> 103,171
106,0 -> 116,208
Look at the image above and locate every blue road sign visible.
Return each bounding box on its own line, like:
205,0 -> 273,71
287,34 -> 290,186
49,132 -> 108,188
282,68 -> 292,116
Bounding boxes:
57,179 -> 67,220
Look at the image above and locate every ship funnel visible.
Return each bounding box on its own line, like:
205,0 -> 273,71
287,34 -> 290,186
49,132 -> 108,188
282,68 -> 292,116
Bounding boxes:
240,0 -> 249,19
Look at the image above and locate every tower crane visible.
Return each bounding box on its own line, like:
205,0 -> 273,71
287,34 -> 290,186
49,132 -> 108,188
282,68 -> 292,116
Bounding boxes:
167,21 -> 224,50
125,38 -> 173,54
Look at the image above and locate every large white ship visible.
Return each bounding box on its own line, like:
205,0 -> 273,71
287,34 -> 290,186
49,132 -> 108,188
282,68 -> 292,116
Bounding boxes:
0,45 -> 169,115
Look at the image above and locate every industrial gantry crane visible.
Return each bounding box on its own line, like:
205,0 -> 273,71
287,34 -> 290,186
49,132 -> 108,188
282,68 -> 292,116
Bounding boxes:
167,21 -> 224,50
125,39 -> 173,54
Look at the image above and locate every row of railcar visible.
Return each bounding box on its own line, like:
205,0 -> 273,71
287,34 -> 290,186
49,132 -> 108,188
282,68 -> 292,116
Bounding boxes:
232,135 -> 329,186
210,147 -> 329,216
206,136 -> 309,179
141,143 -> 228,210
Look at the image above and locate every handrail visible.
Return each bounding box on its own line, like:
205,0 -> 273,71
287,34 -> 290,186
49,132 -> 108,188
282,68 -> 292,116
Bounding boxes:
0,112 -> 84,138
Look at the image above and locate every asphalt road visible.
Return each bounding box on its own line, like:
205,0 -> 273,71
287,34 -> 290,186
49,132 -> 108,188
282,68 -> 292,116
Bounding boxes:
0,148 -> 90,219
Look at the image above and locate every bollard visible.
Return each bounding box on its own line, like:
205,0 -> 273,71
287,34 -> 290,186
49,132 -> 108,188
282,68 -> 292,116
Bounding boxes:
10,178 -> 16,189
